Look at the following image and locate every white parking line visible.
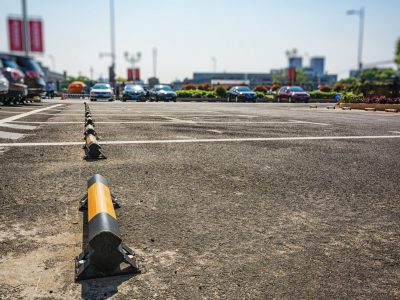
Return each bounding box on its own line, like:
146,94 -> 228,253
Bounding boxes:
389,131 -> 400,134
0,104 -> 63,124
0,131 -> 25,140
289,120 -> 330,126
10,121 -> 326,125
0,135 -> 399,147
0,123 -> 37,130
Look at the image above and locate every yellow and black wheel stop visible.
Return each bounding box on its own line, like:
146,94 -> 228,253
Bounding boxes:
75,174 -> 140,281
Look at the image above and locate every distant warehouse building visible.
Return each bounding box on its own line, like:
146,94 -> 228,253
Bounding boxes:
192,72 -> 272,86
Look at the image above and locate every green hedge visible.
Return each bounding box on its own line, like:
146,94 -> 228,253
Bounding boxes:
309,91 -> 338,99
339,92 -> 364,103
176,90 -> 217,98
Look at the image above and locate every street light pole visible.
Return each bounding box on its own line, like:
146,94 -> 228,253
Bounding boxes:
49,54 -> 55,70
347,7 -> 365,73
22,0 -> 29,56
212,57 -> 217,73
109,0 -> 116,83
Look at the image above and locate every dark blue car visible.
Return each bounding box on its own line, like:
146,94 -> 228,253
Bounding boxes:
227,86 -> 257,102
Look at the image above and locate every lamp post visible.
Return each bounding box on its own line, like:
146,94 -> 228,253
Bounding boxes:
48,54 -> 55,70
22,0 -> 29,56
211,57 -> 217,73
347,7 -> 365,73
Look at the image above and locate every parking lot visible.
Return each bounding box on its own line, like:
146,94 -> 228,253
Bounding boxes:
0,100 -> 399,299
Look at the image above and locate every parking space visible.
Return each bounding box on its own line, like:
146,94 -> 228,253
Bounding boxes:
0,100 -> 399,298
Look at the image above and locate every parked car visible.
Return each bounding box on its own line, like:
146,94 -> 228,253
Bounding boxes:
0,53 -> 45,99
227,86 -> 257,102
0,59 -> 28,104
277,86 -> 310,103
90,83 -> 114,101
0,70 -> 9,103
122,84 -> 147,101
149,85 -> 177,102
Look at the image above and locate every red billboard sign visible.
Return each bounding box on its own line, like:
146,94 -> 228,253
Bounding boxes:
127,68 -> 140,81
127,68 -> 133,81
134,68 -> 140,81
8,18 -> 24,51
29,19 -> 44,52
287,67 -> 296,85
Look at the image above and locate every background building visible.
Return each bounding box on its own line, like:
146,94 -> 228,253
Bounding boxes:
310,57 -> 325,77
192,72 -> 272,86
289,56 -> 303,69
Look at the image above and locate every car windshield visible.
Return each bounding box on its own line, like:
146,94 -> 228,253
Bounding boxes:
237,86 -> 252,92
290,87 -> 304,92
16,57 -> 44,75
156,86 -> 172,91
126,85 -> 143,91
2,58 -> 20,70
93,84 -> 110,89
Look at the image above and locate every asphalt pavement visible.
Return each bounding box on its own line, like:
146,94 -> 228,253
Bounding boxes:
0,100 -> 399,299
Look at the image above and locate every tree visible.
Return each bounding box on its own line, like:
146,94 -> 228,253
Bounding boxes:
295,69 -> 311,86
339,77 -> 358,84
272,70 -> 286,84
360,68 -> 396,82
115,77 -> 127,82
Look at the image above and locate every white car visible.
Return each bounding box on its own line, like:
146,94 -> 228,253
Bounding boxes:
90,83 -> 114,101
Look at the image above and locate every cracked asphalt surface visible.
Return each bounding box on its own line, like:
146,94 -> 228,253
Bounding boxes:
0,100 -> 399,299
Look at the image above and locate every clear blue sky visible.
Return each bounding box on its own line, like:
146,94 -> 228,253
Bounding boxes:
1,0 -> 399,82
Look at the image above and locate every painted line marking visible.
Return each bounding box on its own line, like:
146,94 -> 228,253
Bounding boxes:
0,135 -> 399,147
0,123 -> 37,130
289,120 -> 330,126
389,131 -> 400,134
10,121 -> 325,125
0,131 -> 25,140
0,104 -> 63,124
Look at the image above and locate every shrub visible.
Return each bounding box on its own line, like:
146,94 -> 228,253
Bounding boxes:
254,85 -> 267,93
271,84 -> 281,91
198,83 -> 212,91
333,83 -> 352,92
205,91 -> 217,98
176,90 -> 192,98
182,84 -> 196,90
318,85 -> 332,92
309,91 -> 337,99
215,86 -> 227,98
256,92 -> 265,99
340,92 -> 363,103
265,94 -> 276,101
192,90 -> 207,98
364,96 -> 400,104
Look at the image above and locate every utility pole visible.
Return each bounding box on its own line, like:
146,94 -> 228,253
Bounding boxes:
49,54 -> 55,70
22,0 -> 29,56
153,48 -> 157,78
212,57 -> 217,73
110,0 -> 116,83
347,7 -> 365,73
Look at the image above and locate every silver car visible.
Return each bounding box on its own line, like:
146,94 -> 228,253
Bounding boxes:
0,70 -> 9,103
90,83 -> 114,101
